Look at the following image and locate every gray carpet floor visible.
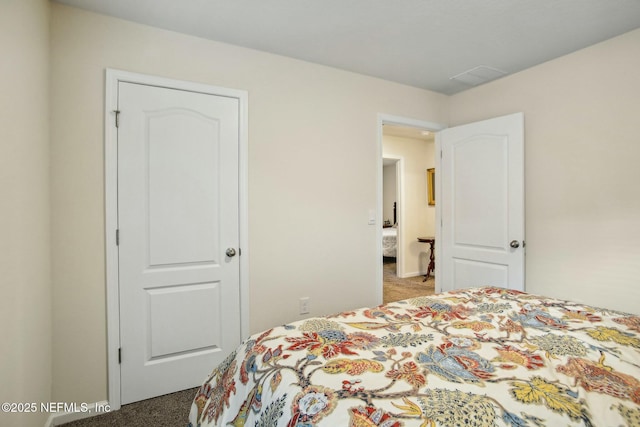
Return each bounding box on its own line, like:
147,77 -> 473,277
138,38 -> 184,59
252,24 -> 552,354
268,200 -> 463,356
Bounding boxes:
59,388 -> 197,426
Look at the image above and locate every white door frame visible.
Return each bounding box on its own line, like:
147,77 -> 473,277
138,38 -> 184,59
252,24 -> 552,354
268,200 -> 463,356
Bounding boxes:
376,114 -> 446,303
104,69 -> 249,409
434,133 -> 442,293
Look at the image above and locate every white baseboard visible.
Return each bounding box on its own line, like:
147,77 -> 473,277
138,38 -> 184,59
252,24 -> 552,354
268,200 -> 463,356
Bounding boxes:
398,271 -> 425,279
44,401 -> 112,427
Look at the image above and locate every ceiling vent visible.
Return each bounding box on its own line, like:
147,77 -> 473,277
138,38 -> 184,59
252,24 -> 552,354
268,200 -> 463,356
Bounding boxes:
449,65 -> 507,87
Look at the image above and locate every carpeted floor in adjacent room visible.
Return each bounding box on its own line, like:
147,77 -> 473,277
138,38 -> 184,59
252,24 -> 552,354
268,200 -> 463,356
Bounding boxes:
383,258 -> 435,303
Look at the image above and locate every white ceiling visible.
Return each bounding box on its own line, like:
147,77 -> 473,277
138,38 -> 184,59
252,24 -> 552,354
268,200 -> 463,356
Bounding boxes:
383,124 -> 434,141
52,0 -> 640,95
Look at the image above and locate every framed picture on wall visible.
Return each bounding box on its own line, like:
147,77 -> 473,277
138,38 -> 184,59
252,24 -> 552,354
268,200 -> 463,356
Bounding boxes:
427,168 -> 435,206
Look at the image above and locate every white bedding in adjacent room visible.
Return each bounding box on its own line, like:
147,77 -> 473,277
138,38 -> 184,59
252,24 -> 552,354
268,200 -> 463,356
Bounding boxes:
382,226 -> 397,258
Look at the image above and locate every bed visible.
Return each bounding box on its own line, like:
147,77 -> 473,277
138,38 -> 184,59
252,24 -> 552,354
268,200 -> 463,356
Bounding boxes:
188,287 -> 640,426
382,226 -> 397,258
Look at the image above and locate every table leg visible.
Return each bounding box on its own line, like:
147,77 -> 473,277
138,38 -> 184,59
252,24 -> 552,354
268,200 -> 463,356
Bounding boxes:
423,241 -> 435,281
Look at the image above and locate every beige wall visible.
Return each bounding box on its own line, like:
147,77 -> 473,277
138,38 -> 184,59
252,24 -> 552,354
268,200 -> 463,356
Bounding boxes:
383,136 -> 436,276
448,28 -> 640,314
0,1 -> 51,426
49,4 -> 447,403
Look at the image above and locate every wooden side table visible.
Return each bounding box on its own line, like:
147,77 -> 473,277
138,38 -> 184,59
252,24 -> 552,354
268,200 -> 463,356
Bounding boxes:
417,237 -> 435,281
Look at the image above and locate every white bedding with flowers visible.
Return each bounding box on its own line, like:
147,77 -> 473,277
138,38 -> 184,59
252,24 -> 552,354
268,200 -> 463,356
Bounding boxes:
188,287 -> 640,427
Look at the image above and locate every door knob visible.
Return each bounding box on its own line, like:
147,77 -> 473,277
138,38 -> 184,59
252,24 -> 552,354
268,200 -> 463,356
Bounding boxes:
510,240 -> 520,249
225,248 -> 237,257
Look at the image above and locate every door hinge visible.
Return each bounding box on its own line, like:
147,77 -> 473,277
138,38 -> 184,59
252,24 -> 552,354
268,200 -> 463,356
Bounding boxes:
116,229 -> 120,246
118,348 -> 122,364
440,150 -> 443,158
239,248 -> 242,256
114,110 -> 120,128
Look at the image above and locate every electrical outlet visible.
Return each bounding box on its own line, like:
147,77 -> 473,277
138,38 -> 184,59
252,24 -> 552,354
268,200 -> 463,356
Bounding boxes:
299,297 -> 310,315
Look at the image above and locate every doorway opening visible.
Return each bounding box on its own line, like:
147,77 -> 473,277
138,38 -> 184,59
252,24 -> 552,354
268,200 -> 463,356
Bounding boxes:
377,115 -> 445,304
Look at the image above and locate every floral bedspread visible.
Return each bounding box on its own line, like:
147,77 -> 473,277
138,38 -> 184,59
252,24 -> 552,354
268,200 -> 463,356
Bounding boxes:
188,287 -> 640,426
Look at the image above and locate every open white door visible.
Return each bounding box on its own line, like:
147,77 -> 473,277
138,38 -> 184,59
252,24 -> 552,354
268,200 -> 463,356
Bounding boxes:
117,81 -> 242,404
438,113 -> 524,292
